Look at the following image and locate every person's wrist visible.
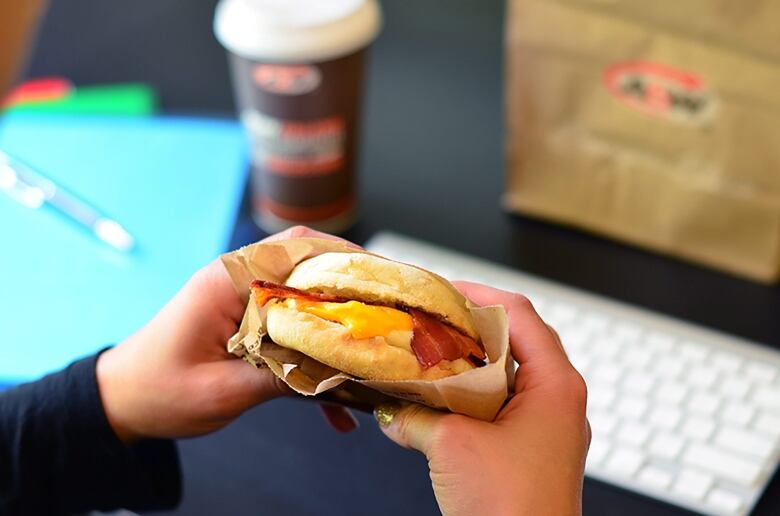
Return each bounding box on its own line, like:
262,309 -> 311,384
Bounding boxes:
514,475 -> 582,516
474,462 -> 581,516
495,492 -> 580,516
96,346 -> 142,444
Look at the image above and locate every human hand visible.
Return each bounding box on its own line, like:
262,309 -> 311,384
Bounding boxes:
374,283 -> 590,516
96,226 -> 357,443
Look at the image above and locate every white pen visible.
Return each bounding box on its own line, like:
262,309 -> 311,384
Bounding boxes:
0,149 -> 136,252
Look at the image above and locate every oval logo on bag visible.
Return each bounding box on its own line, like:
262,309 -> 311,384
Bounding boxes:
253,64 -> 322,95
603,61 -> 716,123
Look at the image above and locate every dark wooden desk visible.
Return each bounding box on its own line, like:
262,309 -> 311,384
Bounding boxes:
29,0 -> 780,514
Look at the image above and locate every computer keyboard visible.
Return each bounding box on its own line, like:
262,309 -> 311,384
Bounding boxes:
366,232 -> 780,516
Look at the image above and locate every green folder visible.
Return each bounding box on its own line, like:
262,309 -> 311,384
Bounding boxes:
4,83 -> 157,116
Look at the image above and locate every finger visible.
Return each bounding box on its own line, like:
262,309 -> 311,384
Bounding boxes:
585,418 -> 592,450
453,281 -> 569,371
374,402 -> 446,457
546,324 -> 567,357
219,360 -> 292,408
318,404 -> 359,433
184,259 -> 246,324
262,225 -> 362,249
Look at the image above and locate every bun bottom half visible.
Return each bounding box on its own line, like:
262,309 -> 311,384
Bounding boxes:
265,303 -> 474,381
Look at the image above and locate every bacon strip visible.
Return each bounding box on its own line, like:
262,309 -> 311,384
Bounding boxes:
409,308 -> 486,368
251,280 -> 348,306
251,280 -> 486,369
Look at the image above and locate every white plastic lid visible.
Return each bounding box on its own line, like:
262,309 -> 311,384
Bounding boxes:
214,0 -> 382,62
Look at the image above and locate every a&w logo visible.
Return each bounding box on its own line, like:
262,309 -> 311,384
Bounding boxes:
253,64 -> 322,96
603,61 -> 716,123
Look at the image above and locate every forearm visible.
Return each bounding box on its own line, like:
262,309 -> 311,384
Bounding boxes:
0,351 -> 181,515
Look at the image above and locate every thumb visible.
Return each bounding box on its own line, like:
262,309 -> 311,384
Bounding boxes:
374,402 -> 446,456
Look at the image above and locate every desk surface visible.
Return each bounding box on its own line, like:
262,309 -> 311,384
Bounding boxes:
29,0 -> 780,514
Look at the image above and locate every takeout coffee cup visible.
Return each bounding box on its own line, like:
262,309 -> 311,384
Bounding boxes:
214,0 -> 382,234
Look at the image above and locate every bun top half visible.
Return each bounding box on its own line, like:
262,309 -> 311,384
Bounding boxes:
285,252 -> 479,340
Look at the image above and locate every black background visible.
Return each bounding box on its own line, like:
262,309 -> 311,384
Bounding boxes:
27,0 -> 780,514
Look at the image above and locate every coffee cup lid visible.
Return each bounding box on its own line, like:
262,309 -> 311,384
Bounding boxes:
214,0 -> 382,62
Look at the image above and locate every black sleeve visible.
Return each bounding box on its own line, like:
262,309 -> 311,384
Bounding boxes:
0,351 -> 181,515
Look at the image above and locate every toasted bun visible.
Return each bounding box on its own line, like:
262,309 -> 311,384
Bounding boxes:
266,302 -> 475,381
285,252 -> 479,340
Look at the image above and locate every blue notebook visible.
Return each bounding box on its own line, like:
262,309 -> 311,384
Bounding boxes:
0,114 -> 248,385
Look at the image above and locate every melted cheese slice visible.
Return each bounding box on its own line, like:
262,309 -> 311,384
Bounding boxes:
285,298 -> 413,347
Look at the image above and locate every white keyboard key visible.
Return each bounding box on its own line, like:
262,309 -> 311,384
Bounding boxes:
595,336 -> 621,359
714,426 -> 775,459
581,312 -> 609,333
616,396 -> 648,419
648,406 -> 682,430
586,436 -> 610,467
673,468 -> 714,501
753,413 -> 780,438
645,331 -> 675,352
655,382 -> 688,405
706,487 -> 744,514
589,411 -> 618,438
680,340 -> 709,362
558,327 -> 588,350
681,416 -> 716,440
649,433 -> 684,460
653,356 -> 685,378
622,372 -> 655,395
614,321 -> 642,342
605,446 -> 644,477
546,302 -> 578,327
720,402 -> 754,427
623,347 -> 653,369
686,366 -> 719,389
752,386 -> 780,410
682,443 -> 763,487
591,363 -> 622,385
587,384 -> 615,409
711,351 -> 742,373
745,362 -> 777,382
568,353 -> 593,375
617,422 -> 651,447
719,376 -> 752,400
688,392 -> 721,416
638,465 -> 673,490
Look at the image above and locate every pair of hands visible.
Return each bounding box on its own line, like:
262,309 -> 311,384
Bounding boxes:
96,226 -> 590,515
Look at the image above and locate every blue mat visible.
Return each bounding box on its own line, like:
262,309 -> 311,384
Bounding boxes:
0,114 -> 248,385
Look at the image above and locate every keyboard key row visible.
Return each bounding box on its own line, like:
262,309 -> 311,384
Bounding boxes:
594,451 -> 748,512
589,404 -> 779,466
682,443 -> 763,487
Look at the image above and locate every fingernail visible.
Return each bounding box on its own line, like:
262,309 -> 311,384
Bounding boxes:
374,403 -> 400,427
319,404 -> 359,434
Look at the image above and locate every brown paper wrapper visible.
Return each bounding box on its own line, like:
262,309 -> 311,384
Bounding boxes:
221,238 -> 512,421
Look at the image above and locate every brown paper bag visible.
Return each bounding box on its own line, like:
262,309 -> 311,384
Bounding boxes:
221,238 -> 512,422
504,0 -> 780,282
